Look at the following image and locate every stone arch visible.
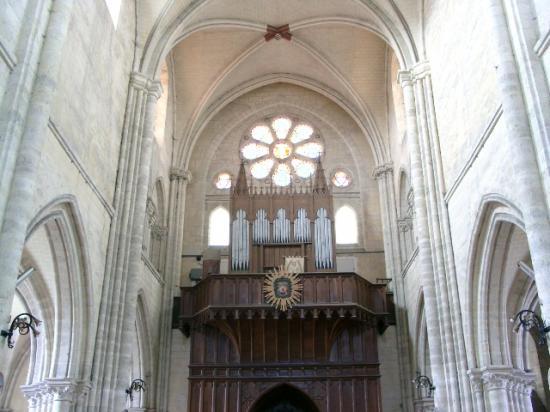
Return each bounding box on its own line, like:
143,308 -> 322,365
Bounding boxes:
139,4 -> 419,79
466,194 -> 544,410
128,292 -> 155,409
248,383 -> 320,412
1,195 -> 92,408
177,74 -> 389,170
413,290 -> 431,379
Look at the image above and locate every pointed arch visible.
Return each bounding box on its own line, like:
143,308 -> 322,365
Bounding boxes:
24,195 -> 92,380
249,383 -> 320,412
0,195 -> 92,409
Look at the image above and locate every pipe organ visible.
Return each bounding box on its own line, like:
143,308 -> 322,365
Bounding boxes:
180,161 -> 390,412
230,162 -> 336,272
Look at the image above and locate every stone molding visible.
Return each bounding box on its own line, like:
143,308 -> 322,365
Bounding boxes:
48,120 -> 115,217
372,163 -> 393,179
444,105 -> 503,202
130,72 -> 163,99
413,398 -> 435,412
468,367 -> 535,393
169,167 -> 192,183
397,217 -> 414,232
0,39 -> 17,71
21,379 -> 91,406
150,223 -> 168,238
146,197 -> 157,225
411,61 -> 431,81
397,61 -> 431,86
534,28 -> 550,57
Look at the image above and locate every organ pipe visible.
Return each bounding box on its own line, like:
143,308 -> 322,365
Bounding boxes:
231,209 -> 249,270
314,208 -> 333,269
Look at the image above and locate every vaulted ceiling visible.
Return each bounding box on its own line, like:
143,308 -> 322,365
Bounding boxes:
137,0 -> 424,166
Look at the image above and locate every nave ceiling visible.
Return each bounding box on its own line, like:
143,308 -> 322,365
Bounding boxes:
135,0 -> 424,167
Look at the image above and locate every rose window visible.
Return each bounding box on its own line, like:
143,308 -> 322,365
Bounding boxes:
240,117 -> 324,186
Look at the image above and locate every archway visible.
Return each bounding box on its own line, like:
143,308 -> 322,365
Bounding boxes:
467,196 -> 546,411
0,197 -> 91,410
249,384 -> 319,412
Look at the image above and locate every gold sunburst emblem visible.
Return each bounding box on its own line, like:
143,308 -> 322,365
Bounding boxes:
263,266 -> 303,311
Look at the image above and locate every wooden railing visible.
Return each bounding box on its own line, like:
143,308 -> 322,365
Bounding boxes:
180,272 -> 389,320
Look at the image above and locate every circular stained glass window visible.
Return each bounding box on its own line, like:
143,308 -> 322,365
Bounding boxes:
331,170 -> 352,188
240,117 -> 324,186
214,172 -> 232,189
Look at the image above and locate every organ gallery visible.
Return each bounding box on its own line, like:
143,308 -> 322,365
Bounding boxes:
179,158 -> 394,411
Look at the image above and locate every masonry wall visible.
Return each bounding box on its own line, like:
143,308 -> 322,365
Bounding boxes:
180,83 -> 387,287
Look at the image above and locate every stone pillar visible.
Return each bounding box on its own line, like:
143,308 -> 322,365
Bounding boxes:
0,0 -> 75,358
489,0 -> 550,207
398,70 -> 449,410
487,0 -> 550,326
468,370 -> 486,412
373,163 -> 414,410
154,167 -> 191,411
480,369 -> 517,412
413,398 -> 435,412
87,73 -> 162,411
468,367 -> 535,412
399,64 -> 474,410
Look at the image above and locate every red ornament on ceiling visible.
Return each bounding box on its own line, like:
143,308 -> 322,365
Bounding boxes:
264,24 -> 292,41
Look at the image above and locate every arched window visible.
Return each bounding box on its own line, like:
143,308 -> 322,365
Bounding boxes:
208,207 -> 230,246
335,206 -> 358,245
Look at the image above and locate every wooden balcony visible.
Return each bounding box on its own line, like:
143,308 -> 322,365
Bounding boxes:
180,272 -> 391,326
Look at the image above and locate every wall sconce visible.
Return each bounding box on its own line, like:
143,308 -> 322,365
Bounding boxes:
1,313 -> 41,349
412,372 -> 435,398
125,379 -> 146,402
510,309 -> 550,345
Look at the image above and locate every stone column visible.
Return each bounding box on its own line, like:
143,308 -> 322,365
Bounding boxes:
87,73 -> 161,411
488,0 -> 550,207
0,0 -> 75,358
483,373 -> 512,411
487,0 -> 550,326
398,70 -> 449,410
513,370 -> 535,412
400,64 -> 474,410
155,167 -> 191,411
373,163 -> 414,410
467,369 -> 486,411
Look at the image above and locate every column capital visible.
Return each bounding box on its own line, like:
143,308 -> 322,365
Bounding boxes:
130,72 -> 163,99
398,61 -> 431,86
467,369 -> 484,394
21,379 -> 92,404
170,168 -> 192,183
372,163 -> 393,179
397,70 -> 413,87
410,61 -> 431,80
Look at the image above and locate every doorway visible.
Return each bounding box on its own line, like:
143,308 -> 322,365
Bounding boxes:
250,384 -> 319,412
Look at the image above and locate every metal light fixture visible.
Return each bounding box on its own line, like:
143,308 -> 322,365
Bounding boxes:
510,309 -> 550,345
1,313 -> 41,349
125,379 -> 146,402
412,371 -> 435,398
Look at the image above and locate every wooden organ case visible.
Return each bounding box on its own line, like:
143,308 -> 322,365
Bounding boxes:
180,162 -> 392,411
